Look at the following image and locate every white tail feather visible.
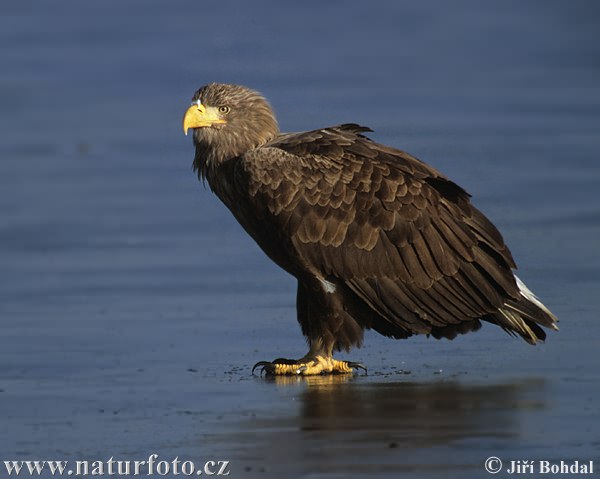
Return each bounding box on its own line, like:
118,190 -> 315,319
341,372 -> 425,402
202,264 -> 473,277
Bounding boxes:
514,274 -> 555,319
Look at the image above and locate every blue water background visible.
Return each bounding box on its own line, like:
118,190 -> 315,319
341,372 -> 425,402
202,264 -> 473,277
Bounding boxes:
1,1 -> 599,477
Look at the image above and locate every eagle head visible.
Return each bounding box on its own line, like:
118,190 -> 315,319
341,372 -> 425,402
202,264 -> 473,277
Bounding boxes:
183,83 -> 279,170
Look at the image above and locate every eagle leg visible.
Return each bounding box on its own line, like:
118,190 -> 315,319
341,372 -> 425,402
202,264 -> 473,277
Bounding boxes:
252,356 -> 367,376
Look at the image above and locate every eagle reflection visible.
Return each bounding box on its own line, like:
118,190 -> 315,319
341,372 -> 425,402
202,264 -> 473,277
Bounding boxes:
229,377 -> 545,475
279,376 -> 542,446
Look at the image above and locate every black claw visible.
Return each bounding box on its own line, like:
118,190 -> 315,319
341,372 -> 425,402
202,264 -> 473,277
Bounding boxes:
252,361 -> 272,375
347,362 -> 368,375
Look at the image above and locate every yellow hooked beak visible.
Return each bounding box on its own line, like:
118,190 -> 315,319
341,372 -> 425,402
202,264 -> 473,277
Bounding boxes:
182,100 -> 227,135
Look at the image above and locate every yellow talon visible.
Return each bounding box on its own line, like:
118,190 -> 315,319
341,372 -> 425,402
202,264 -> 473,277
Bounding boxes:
252,356 -> 366,376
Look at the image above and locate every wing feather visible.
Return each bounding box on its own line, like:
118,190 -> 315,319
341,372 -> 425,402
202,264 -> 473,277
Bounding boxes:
232,124 -> 552,340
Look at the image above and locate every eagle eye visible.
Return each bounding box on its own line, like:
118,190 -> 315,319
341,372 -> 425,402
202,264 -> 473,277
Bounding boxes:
218,106 -> 230,114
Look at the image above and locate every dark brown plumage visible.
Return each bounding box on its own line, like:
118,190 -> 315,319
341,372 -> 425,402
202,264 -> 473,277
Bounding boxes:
183,83 -> 558,375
